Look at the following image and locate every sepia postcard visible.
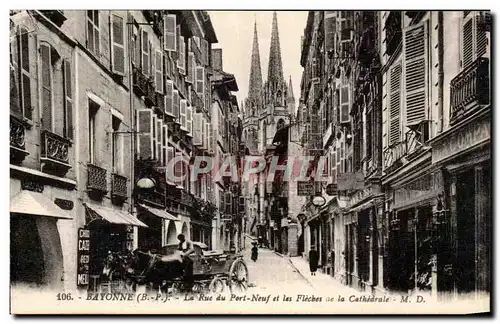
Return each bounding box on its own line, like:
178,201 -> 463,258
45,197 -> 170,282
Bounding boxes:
9,9 -> 491,315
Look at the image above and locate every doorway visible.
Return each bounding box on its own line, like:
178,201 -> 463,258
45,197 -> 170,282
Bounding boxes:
455,168 -> 476,293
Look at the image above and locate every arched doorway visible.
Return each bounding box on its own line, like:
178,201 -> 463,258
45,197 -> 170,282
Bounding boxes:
166,221 -> 177,244
181,222 -> 189,239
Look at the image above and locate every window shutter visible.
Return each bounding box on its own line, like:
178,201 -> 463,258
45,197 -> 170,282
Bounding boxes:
180,99 -> 187,130
157,118 -> 162,163
219,190 -> 225,212
225,192 -> 231,215
186,104 -> 193,135
164,14 -> 177,52
196,66 -> 204,95
165,80 -> 174,116
208,122 -> 213,151
40,44 -> 52,131
174,151 -> 183,187
135,27 -> 142,68
201,116 -> 206,149
141,30 -> 149,75
476,12 -> 488,59
155,50 -> 163,93
111,13 -> 125,76
137,109 -> 153,159
162,125 -> 167,166
201,39 -> 209,66
191,53 -> 197,87
389,62 -> 402,145
403,20 -> 428,126
178,36 -> 185,74
62,60 -> 73,139
193,113 -> 202,145
167,146 -> 174,165
16,28 -> 32,120
149,41 -> 153,80
186,52 -> 194,83
152,115 -> 157,160
462,11 -> 488,69
340,85 -> 350,123
172,90 -> 179,119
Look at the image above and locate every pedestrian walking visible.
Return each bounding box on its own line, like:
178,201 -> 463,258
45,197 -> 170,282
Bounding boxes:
309,249 -> 319,276
251,242 -> 258,262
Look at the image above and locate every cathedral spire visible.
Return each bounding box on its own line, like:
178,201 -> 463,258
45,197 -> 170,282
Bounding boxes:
287,75 -> 296,115
267,11 -> 284,84
247,19 -> 263,104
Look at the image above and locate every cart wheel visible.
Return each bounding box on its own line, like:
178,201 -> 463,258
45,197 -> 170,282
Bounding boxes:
209,278 -> 225,293
229,259 -> 249,293
170,282 -> 182,296
192,282 -> 203,293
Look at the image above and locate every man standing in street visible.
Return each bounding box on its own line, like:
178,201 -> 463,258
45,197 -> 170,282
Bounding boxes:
177,234 -> 194,288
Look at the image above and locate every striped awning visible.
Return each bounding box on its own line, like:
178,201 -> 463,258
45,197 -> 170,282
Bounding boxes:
10,190 -> 72,219
138,204 -> 178,221
85,203 -> 147,227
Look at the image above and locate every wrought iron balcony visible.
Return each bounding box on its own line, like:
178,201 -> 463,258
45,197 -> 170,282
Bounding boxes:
10,115 -> 29,163
111,173 -> 128,199
450,57 -> 490,124
133,67 -> 148,97
383,140 -> 407,171
40,130 -> 71,169
385,12 -> 402,57
87,163 -> 107,194
139,189 -> 165,209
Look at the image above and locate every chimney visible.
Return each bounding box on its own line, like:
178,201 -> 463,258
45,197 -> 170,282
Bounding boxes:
211,48 -> 223,71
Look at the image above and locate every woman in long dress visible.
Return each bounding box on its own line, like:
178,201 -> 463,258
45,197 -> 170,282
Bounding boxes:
309,249 -> 319,276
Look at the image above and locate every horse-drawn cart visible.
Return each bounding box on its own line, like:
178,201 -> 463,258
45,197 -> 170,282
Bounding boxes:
159,242 -> 249,294
100,242 -> 249,295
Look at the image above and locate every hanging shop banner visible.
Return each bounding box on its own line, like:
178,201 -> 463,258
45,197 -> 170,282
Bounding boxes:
76,228 -> 90,287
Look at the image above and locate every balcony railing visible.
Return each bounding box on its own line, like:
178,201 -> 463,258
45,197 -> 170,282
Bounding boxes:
111,173 -> 128,199
450,57 -> 490,124
133,67 -> 148,97
40,130 -> 71,168
87,163 -> 107,193
140,190 -> 165,209
10,115 -> 29,163
383,140 -> 407,170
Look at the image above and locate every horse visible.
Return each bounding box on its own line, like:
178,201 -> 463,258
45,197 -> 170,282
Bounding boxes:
127,250 -> 189,294
101,251 -> 137,292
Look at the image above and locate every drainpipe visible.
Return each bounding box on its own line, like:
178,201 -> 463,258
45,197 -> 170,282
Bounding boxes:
437,12 -> 444,134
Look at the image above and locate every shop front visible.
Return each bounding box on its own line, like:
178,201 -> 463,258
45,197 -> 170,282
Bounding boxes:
137,204 -> 178,253
431,108 -> 491,299
385,167 -> 442,296
83,203 -> 147,292
10,178 -> 75,291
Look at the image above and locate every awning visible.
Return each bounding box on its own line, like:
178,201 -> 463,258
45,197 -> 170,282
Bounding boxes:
138,204 -> 178,221
10,190 -> 72,219
85,203 -> 147,227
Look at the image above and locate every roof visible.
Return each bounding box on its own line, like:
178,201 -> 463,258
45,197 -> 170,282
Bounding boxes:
10,190 -> 72,219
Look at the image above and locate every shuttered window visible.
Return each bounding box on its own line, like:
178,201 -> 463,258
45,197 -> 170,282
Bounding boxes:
193,113 -> 202,145
129,15 -> 137,66
86,10 -> 100,55
174,151 -> 184,187
404,20 -> 428,126
137,109 -> 153,159
462,11 -> 488,69
40,44 -> 52,131
157,118 -> 163,163
164,14 -> 177,52
62,60 -> 73,139
324,12 -> 336,53
186,104 -> 193,135
141,30 -> 149,75
340,85 -> 350,123
162,125 -> 167,166
16,27 -> 32,120
111,13 -> 125,76
201,39 -> 209,66
389,62 -> 402,145
201,115 -> 206,149
165,80 -> 174,116
186,52 -> 194,83
180,99 -> 187,130
173,90 -> 179,119
152,115 -> 157,160
135,27 -> 142,69
178,36 -> 185,74
155,50 -> 163,93
196,66 -> 204,96
208,122 -> 213,151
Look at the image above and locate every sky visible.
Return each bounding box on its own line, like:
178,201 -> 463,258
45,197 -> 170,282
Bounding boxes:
208,11 -> 309,113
